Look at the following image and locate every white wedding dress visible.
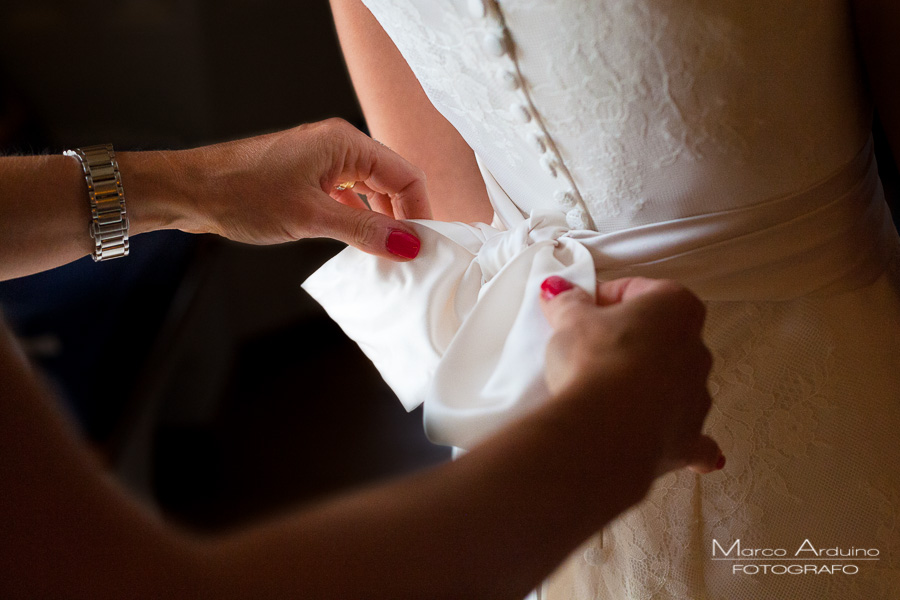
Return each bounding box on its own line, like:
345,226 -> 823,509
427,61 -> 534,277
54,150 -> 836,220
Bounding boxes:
304,1 -> 900,597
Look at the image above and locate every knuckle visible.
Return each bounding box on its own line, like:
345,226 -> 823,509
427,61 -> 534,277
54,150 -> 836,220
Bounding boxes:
322,117 -> 350,131
317,118 -> 355,150
349,210 -> 381,248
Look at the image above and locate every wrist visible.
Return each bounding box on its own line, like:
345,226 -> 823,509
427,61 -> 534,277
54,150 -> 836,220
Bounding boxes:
116,150 -> 197,236
164,142 -> 260,239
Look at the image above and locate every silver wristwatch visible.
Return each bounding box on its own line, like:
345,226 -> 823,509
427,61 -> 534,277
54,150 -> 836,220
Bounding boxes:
64,143 -> 130,261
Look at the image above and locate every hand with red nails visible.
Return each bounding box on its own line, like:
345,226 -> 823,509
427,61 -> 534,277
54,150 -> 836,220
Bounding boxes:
0,271 -> 721,599
172,119 -> 429,259
0,118 -> 427,281
539,276 -> 723,480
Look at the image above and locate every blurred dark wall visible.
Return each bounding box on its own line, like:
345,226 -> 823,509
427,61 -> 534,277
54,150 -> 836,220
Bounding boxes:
0,0 -> 363,151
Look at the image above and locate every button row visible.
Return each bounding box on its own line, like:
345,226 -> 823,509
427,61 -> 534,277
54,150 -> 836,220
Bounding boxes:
483,29 -> 509,57
470,0 -> 593,230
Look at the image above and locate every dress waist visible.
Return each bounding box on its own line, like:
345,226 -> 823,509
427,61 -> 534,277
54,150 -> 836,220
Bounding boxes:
304,139 -> 897,448
484,138 -> 894,301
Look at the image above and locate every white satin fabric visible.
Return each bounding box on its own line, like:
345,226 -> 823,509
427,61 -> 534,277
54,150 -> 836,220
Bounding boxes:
303,139 -> 893,450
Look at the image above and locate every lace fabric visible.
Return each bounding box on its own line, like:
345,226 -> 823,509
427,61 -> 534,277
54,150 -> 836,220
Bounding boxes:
548,285 -> 900,598
363,0 -> 872,230
306,1 -> 900,597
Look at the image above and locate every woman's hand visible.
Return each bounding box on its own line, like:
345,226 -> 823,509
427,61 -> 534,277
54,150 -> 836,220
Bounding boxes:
156,118 -> 431,260
0,119 -> 431,280
539,276 -> 723,477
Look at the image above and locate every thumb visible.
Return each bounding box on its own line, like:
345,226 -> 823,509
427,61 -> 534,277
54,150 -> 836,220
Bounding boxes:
538,276 -> 596,330
685,434 -> 725,474
315,196 -> 421,261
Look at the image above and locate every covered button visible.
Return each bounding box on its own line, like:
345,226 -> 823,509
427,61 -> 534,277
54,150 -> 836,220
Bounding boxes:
483,31 -> 508,57
513,103 -> 532,123
468,0 -> 488,18
554,189 -> 577,208
540,154 -> 559,177
566,207 -> 589,229
501,69 -> 520,90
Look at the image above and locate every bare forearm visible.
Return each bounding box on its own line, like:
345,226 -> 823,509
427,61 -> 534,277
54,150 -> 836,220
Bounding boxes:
0,151 -> 187,281
0,121 -> 432,282
330,0 -> 493,223
204,386 -> 640,599
0,317 -> 638,599
1,271 -> 720,598
0,318 -> 203,598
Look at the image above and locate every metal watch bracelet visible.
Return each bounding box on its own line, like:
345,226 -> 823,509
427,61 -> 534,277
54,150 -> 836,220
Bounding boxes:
64,143 -> 130,261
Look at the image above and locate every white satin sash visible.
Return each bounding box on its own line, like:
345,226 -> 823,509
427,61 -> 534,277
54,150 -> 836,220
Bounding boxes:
302,139 -> 894,449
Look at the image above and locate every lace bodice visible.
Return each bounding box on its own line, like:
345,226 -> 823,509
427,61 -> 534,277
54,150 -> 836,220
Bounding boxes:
362,0 -> 872,231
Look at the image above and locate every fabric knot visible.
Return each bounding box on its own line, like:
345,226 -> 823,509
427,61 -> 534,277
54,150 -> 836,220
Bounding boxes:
476,210 -> 569,282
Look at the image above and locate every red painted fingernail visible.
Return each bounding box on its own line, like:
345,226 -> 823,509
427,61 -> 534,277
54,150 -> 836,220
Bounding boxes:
386,229 -> 420,259
540,276 -> 574,300
716,454 -> 727,470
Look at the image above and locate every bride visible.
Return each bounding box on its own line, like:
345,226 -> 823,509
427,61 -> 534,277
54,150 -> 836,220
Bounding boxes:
305,0 -> 900,597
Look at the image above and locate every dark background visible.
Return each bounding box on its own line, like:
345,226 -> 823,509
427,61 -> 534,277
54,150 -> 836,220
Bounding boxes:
0,0 -> 449,531
0,1 -> 897,532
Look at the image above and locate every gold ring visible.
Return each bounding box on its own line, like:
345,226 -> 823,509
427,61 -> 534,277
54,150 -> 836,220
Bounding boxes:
335,181 -> 357,191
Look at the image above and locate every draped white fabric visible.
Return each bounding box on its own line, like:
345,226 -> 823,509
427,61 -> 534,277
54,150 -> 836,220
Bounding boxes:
303,141 -> 894,450
305,210 -> 587,448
